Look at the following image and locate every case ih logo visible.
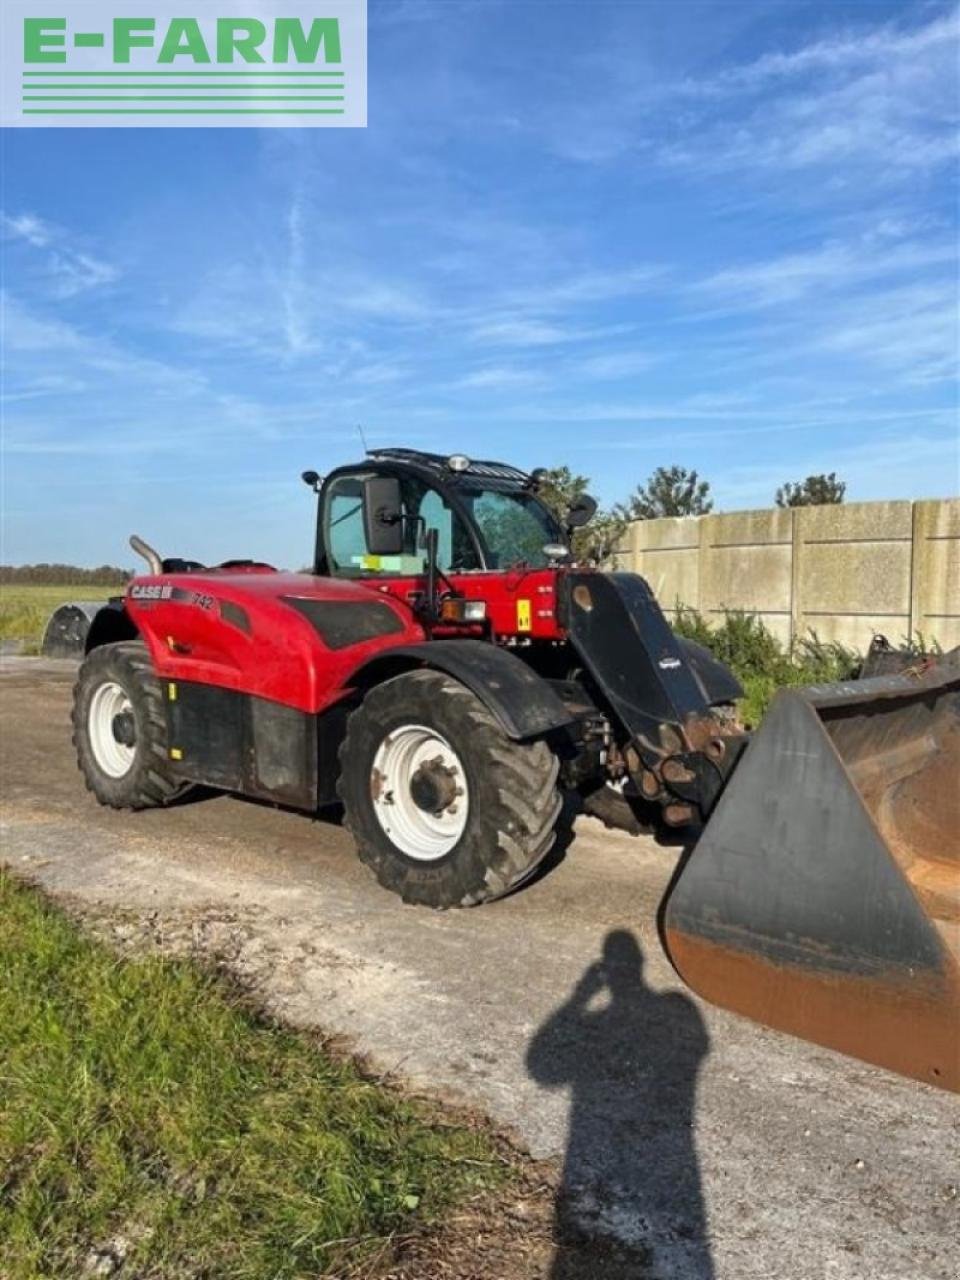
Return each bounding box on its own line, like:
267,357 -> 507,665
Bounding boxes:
1,1 -> 367,128
129,583 -> 173,601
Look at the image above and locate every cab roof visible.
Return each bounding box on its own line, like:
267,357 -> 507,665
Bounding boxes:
366,448 -> 531,489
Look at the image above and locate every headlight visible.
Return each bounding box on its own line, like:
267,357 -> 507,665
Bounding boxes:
446,454 -> 471,473
439,597 -> 487,623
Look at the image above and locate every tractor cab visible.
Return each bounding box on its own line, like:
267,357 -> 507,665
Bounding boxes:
304,449 -> 596,640
310,449 -> 574,580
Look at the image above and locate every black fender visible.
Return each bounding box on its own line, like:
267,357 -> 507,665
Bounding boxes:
561,572 -> 743,739
350,639 -> 574,740
41,598 -> 135,658
677,637 -> 743,706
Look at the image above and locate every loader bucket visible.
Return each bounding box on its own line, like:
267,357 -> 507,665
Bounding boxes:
663,657 -> 960,1091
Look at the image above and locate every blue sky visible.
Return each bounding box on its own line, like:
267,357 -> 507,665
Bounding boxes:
2,0 -> 958,568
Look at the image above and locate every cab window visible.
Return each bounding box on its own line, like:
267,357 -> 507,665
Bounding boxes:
325,475 -> 369,573
323,473 -> 480,576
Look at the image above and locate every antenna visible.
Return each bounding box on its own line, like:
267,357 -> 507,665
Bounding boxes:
357,423 -> 370,454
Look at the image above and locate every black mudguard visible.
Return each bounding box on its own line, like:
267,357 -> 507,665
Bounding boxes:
41,599 -> 130,658
351,639 -> 574,740
560,572 -> 739,739
677,637 -> 743,707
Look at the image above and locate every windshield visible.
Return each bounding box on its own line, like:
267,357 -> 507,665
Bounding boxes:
461,487 -> 563,569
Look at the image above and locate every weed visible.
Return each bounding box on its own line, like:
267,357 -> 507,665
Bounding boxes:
673,606 -> 860,725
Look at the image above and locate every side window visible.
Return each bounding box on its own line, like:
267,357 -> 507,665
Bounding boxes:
323,472 -> 482,576
325,475 -> 368,573
407,482 -> 481,572
417,489 -> 454,569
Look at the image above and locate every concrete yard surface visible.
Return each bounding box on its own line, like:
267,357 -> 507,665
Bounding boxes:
2,658 -> 958,1280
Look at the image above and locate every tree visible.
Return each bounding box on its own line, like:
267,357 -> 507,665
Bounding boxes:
535,466 -> 591,526
775,473 -> 846,508
536,466 -> 629,566
574,507 -> 630,566
619,465 -> 714,520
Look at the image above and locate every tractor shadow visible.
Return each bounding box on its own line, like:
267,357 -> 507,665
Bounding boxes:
527,930 -> 713,1279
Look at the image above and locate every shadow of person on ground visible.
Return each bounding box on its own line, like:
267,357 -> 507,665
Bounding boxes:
527,930 -> 712,1279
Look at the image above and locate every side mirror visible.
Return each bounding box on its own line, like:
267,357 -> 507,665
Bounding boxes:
566,494 -> 598,529
362,475 -> 404,556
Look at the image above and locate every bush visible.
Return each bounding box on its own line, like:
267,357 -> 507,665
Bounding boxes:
673,606 -> 859,726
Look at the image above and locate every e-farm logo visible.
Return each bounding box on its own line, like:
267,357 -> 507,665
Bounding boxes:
0,1 -> 367,127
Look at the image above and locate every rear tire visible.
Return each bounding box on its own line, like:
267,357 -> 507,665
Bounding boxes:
72,641 -> 189,810
338,669 -> 562,907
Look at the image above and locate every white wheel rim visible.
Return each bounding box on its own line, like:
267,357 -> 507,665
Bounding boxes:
88,680 -> 137,778
371,724 -> 469,861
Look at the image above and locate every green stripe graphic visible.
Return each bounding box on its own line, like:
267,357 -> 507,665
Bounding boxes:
23,96 -> 345,101
23,87 -> 340,93
22,70 -> 344,77
22,108 -> 347,114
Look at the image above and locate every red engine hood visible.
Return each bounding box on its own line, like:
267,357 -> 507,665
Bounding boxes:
124,569 -> 426,713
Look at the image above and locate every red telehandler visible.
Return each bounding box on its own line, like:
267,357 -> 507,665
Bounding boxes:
51,449 -> 959,1091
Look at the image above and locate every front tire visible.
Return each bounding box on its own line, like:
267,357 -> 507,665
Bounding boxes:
338,669 -> 562,907
72,641 -> 189,810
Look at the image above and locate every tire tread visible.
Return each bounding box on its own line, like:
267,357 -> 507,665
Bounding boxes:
338,668 -> 561,908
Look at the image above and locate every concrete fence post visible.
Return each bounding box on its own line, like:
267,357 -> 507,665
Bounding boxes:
910,498 -> 960,650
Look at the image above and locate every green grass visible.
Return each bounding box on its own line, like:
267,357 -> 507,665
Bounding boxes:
0,584 -> 117,651
0,873 -> 505,1279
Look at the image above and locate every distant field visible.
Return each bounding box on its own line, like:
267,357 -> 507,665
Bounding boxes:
0,584 -> 118,651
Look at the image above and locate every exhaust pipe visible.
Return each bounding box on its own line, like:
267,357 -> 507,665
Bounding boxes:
129,534 -> 162,576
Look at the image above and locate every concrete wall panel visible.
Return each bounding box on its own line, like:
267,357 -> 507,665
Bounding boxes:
912,498 -> 960,651
629,516 -> 700,616
699,509 -> 793,645
793,501 -> 912,652
626,497 -> 958,654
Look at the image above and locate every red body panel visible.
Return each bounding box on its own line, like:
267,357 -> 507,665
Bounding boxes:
369,566 -> 563,641
123,566 -> 567,714
125,571 -> 426,714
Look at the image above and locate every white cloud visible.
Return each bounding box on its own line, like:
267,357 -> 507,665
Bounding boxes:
506,266 -> 665,309
2,212 -> 53,248
340,280 -> 430,321
814,283 -> 959,386
280,196 -> 309,356
468,315 -> 633,348
683,10 -> 960,93
47,250 -> 119,299
662,10 -> 959,179
469,316 -> 577,347
542,9 -> 958,183
695,235 -> 957,309
348,360 -> 410,386
454,366 -> 541,389
2,210 -> 118,297
576,350 -> 659,380
2,291 -> 84,351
